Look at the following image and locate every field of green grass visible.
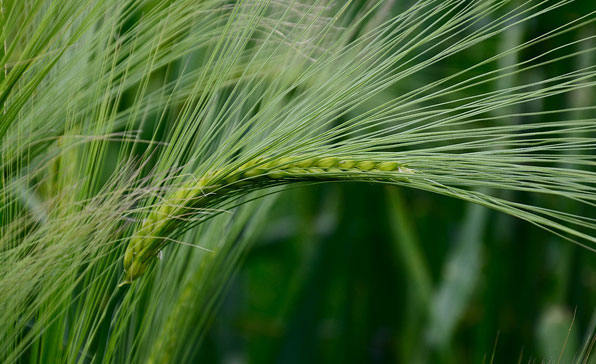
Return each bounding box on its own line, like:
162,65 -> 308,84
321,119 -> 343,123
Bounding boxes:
1,0 -> 595,362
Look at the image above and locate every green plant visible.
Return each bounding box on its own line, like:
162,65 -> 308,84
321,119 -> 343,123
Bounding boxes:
1,0 -> 595,362
123,155 -> 413,282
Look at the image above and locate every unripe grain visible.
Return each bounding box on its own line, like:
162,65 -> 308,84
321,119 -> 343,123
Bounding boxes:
121,156 -> 413,283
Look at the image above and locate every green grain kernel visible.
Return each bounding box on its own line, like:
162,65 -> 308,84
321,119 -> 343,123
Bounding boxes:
123,242 -> 135,269
239,158 -> 263,171
338,159 -> 356,169
275,156 -> 295,167
243,168 -> 265,178
377,161 -> 399,171
268,170 -> 287,179
308,167 -> 325,174
157,203 -> 173,218
171,186 -> 189,203
356,160 -> 376,171
295,158 -> 315,168
126,258 -> 149,282
317,157 -> 338,168
286,167 -> 306,175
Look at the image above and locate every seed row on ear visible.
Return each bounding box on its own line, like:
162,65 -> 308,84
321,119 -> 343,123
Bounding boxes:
121,156 -> 413,284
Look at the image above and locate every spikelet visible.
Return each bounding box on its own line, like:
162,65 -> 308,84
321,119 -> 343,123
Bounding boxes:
121,156 -> 413,283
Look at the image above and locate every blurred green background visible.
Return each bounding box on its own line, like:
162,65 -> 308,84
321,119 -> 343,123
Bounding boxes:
191,0 -> 596,362
198,183 -> 595,363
